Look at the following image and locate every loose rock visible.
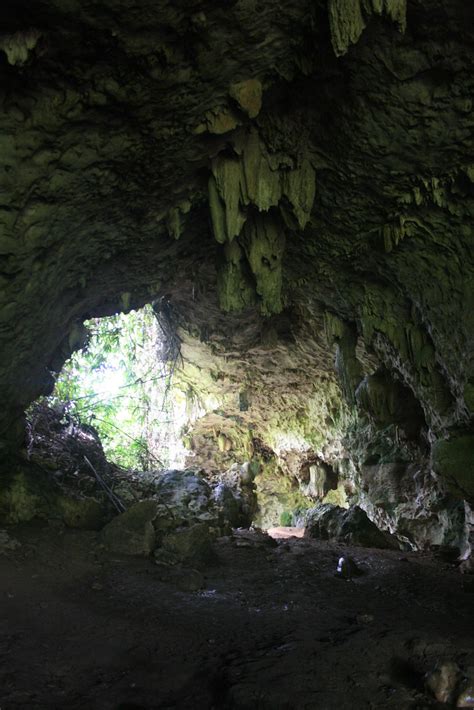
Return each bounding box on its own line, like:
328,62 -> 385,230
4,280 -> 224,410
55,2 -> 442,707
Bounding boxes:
100,500 -> 158,557
305,504 -> 399,549
232,528 -> 277,548
160,523 -> 215,565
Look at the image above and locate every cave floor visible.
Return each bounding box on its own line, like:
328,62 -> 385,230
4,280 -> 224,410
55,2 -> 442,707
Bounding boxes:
0,524 -> 473,710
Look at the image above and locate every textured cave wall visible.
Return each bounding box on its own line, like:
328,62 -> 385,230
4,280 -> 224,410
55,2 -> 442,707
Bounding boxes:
0,0 -> 325,443
159,279 -> 348,527
0,0 -> 473,544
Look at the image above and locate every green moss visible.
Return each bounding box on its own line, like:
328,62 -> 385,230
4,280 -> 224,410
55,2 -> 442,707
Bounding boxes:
241,129 -> 281,211
208,174 -> 227,245
56,496 -> 105,530
328,0 -> 366,57
209,132 -> 317,316
260,381 -> 346,454
432,435 -> 474,500
328,0 -> 406,56
323,482 -> 348,507
324,311 -> 346,342
0,29 -> 42,66
279,511 -> 293,526
382,217 -> 406,253
210,156 -> 246,242
228,79 -> 262,119
325,314 -> 363,404
355,369 -> 425,438
254,457 -> 313,528
0,468 -> 107,528
161,523 -> 214,564
100,500 -> 158,556
360,285 -> 452,416
0,471 -> 49,524
217,239 -> 256,312
241,212 -> 285,315
282,158 -> 315,229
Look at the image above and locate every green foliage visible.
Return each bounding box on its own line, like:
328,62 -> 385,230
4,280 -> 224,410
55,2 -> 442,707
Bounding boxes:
279,511 -> 293,527
47,305 -> 182,470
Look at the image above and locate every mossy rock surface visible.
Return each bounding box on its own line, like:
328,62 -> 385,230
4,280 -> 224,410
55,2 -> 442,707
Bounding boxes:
305,504 -> 399,549
57,496 -> 106,530
0,468 -> 108,529
153,470 -> 215,525
432,435 -> 474,500
0,470 -> 54,524
161,523 -> 215,565
100,500 -> 158,557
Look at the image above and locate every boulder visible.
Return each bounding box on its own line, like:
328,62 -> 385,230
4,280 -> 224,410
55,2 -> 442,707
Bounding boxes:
304,504 -> 399,549
212,481 -> 252,531
232,528 -> 277,548
160,523 -> 214,564
153,470 -> 215,526
100,500 -> 158,556
213,461 -> 259,528
358,463 -> 472,553
91,468 -> 255,535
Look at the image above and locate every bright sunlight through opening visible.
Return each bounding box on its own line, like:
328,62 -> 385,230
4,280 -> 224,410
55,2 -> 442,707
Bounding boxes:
48,305 -> 188,471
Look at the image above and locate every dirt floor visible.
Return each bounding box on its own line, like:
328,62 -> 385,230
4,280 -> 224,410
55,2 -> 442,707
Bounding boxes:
0,523 -> 473,710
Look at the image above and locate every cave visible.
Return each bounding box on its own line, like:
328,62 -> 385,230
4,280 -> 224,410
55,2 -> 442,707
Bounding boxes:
1,1 -> 474,708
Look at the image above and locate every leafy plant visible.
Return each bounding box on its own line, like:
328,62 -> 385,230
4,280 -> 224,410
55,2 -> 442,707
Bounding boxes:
280,511 -> 293,527
46,305 -> 184,470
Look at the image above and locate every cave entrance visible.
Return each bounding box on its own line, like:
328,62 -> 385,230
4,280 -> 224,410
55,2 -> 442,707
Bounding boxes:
34,304 -> 187,471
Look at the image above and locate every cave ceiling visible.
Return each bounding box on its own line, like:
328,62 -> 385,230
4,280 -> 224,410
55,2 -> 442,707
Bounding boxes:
0,0 -> 473,503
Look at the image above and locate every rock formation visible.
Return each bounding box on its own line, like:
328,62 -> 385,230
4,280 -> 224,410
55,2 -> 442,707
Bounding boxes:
0,0 -> 473,552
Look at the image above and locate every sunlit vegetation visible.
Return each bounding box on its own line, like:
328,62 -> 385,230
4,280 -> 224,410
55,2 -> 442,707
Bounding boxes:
45,305 -> 186,470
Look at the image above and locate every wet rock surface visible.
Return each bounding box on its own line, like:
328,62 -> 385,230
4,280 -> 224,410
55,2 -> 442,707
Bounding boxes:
0,523 -> 473,709
305,504 -> 400,549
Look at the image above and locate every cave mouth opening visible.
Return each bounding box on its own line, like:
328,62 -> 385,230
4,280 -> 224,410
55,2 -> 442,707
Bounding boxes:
22,301 -> 340,539
29,304 -> 188,472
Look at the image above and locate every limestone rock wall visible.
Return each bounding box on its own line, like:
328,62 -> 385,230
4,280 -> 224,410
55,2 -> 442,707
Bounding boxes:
0,0 -> 473,548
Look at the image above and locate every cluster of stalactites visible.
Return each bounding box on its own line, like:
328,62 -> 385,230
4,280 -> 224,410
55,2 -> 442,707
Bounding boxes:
328,0 -> 407,57
208,128 -> 316,315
